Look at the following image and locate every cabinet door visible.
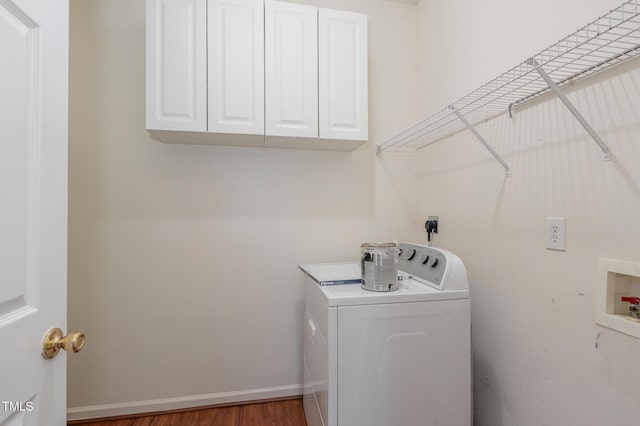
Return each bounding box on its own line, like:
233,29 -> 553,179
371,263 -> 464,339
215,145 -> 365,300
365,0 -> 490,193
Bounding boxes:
265,1 -> 318,139
208,0 -> 264,135
146,0 -> 207,131
318,9 -> 368,142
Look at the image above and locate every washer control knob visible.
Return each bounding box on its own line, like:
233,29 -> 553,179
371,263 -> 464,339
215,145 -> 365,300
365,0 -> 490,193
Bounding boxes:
421,255 -> 430,265
431,258 -> 439,268
407,249 -> 416,261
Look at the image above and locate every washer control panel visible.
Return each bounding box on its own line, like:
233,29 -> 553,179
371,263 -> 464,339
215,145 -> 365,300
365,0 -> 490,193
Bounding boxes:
398,242 -> 446,289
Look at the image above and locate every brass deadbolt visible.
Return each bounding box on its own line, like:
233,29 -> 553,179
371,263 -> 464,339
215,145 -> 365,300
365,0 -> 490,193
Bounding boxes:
42,328 -> 85,359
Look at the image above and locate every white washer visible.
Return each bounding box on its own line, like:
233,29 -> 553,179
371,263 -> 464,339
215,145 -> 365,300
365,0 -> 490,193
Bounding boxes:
300,242 -> 471,426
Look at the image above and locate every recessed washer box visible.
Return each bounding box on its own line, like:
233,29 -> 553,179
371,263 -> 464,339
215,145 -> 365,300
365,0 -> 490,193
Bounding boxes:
597,258 -> 640,339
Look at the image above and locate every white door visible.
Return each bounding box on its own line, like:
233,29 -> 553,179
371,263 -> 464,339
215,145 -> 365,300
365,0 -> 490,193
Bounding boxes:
0,0 -> 70,424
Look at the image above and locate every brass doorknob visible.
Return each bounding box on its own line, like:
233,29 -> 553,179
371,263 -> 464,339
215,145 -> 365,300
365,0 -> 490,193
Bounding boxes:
42,328 -> 85,359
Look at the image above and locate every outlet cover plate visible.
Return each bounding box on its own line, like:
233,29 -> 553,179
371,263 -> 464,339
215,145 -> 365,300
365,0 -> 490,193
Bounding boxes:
546,217 -> 566,251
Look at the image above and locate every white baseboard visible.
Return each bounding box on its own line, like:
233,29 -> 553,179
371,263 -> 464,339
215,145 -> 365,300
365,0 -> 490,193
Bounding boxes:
67,384 -> 303,421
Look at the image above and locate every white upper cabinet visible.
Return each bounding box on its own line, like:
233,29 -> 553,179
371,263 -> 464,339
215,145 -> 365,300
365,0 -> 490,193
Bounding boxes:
319,8 -> 368,142
208,0 -> 264,135
146,0 -> 207,132
265,1 -> 318,139
146,0 -> 368,150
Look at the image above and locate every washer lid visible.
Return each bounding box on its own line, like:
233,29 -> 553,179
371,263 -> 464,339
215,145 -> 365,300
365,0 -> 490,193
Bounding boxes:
301,262 -> 469,307
299,262 -> 361,285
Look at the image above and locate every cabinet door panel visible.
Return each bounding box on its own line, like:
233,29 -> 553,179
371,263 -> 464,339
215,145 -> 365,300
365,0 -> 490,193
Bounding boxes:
265,1 -> 317,139
146,0 -> 207,131
319,9 -> 368,142
208,0 -> 264,135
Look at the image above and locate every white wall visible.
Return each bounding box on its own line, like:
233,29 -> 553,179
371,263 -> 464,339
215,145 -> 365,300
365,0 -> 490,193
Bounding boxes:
67,0 -> 419,415
413,0 -> 640,424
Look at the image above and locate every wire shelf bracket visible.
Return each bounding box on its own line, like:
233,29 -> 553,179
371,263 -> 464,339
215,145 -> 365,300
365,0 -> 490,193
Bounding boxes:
377,0 -> 640,168
449,106 -> 512,177
527,58 -> 612,161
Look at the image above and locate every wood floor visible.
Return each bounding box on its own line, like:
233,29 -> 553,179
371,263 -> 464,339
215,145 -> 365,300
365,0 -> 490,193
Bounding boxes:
69,398 -> 307,426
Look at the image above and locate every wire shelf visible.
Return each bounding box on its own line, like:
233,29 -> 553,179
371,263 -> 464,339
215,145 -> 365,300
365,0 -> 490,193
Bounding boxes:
377,0 -> 640,154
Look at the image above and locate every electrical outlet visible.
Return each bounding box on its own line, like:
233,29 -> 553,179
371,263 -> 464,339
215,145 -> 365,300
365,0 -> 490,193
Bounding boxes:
546,217 -> 566,251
